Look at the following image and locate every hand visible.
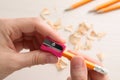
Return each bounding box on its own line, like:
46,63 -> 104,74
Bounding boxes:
67,51 -> 109,80
0,17 -> 65,80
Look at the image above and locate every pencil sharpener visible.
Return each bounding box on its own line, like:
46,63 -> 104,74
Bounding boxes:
40,37 -> 66,57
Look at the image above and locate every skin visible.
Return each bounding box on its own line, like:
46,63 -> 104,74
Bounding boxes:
0,17 -> 65,80
0,17 -> 109,80
67,51 -> 109,80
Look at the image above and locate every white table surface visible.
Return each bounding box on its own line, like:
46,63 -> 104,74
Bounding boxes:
0,0 -> 120,80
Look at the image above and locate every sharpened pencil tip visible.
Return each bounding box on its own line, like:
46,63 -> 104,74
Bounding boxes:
64,8 -> 72,12
88,9 -> 96,13
96,10 -> 103,14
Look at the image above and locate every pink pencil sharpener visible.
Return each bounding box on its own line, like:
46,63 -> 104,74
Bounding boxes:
40,37 -> 66,57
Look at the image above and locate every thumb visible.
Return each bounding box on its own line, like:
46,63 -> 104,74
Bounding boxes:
16,50 -> 58,68
70,56 -> 87,80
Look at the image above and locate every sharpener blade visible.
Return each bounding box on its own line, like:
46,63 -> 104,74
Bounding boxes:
40,37 -> 66,57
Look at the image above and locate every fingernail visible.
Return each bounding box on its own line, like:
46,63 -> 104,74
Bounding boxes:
71,56 -> 87,80
47,56 -> 58,63
60,37 -> 66,43
72,57 -> 84,69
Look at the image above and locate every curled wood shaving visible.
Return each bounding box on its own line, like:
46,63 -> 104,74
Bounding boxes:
40,8 -> 50,21
46,20 -> 54,27
90,30 -> 98,37
53,25 -> 62,30
64,25 -> 73,32
84,39 -> 92,50
87,34 -> 96,41
87,30 -> 106,40
97,32 -> 106,39
69,22 -> 106,51
69,33 -> 82,45
74,43 -> 80,51
77,22 -> 91,35
96,53 -> 104,62
46,19 -> 62,30
53,19 -> 62,30
56,58 -> 67,71
40,14 -> 47,20
90,30 -> 106,39
69,22 -> 92,51
73,32 -> 82,38
54,19 -> 61,26
73,38 -> 92,51
41,8 -> 50,15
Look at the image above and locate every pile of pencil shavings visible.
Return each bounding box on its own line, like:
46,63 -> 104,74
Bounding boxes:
69,22 -> 106,51
40,8 -> 106,71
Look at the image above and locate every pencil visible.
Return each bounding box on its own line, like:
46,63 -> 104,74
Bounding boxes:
97,4 -> 120,13
90,0 -> 119,12
62,50 -> 108,75
65,0 -> 93,11
40,37 -> 108,75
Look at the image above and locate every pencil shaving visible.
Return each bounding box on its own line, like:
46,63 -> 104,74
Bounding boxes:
77,22 -> 91,35
89,30 -> 106,40
53,19 -> 62,30
69,22 -> 106,51
69,33 -> 81,45
56,58 -> 67,71
74,42 -> 81,51
46,20 -> 54,27
64,25 -> 73,32
69,22 -> 93,51
84,39 -> 92,50
41,8 -> 50,15
97,32 -> 106,39
96,53 -> 104,62
54,19 -> 61,26
40,14 -> 47,20
46,19 -> 62,30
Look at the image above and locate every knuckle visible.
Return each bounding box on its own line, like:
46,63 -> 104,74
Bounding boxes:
32,52 -> 40,65
8,54 -> 23,71
32,52 -> 45,65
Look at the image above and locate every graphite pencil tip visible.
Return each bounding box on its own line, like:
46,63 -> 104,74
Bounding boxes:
88,9 -> 97,13
64,8 -> 73,12
96,10 -> 103,14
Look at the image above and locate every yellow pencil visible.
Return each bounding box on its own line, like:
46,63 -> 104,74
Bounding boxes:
65,0 -> 93,11
90,0 -> 120,12
97,4 -> 120,13
62,50 -> 108,75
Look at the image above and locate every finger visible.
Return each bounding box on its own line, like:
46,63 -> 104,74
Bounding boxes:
34,18 -> 65,43
14,41 -> 23,52
35,32 -> 44,45
67,76 -> 72,80
32,37 -> 40,50
13,32 -> 42,51
14,38 -> 35,51
71,56 -> 87,80
89,70 -> 109,80
23,40 -> 35,51
15,50 -> 58,69
69,50 -> 109,80
9,17 -> 65,43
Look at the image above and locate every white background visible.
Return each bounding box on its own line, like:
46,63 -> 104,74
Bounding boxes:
0,0 -> 120,80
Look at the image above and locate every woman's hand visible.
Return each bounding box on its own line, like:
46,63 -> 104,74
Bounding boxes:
67,51 -> 109,80
0,17 -> 65,80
